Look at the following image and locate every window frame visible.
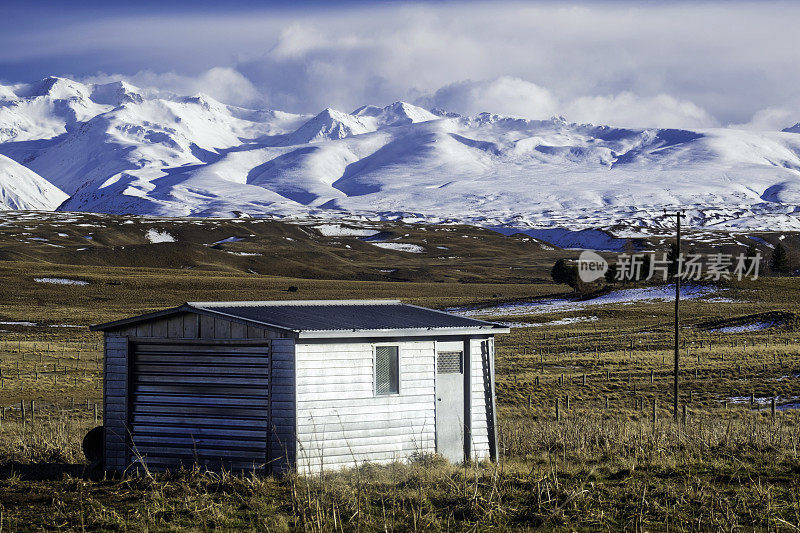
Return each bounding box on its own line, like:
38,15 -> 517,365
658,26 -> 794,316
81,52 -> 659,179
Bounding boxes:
374,344 -> 401,396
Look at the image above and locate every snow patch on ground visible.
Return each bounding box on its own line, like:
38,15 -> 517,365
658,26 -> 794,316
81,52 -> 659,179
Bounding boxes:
708,322 -> 774,333
726,395 -> 800,411
450,285 -> 718,317
34,277 -> 90,285
212,236 -> 244,244
313,224 -> 380,237
370,242 -> 425,253
145,229 -> 176,243
499,316 -> 599,328
225,251 -> 262,256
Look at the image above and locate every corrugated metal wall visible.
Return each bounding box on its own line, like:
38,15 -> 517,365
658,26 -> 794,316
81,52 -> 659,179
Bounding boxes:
128,342 -> 271,471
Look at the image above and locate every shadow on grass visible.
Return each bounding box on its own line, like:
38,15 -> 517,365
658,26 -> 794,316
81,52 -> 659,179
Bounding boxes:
0,460 -> 87,480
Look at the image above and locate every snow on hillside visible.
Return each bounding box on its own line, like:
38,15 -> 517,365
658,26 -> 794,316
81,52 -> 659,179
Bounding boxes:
1,76 -> 800,236
0,154 -> 68,210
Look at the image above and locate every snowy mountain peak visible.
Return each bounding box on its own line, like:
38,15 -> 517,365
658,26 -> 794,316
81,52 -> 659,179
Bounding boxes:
13,76 -> 89,100
179,93 -> 228,111
90,80 -> 144,106
782,123 -> 800,134
286,102 -> 439,145
351,104 -> 383,117
285,108 -> 372,144
379,101 -> 438,125
353,101 -> 438,126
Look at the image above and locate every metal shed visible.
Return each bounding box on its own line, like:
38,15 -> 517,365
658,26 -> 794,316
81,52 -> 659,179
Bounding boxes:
91,300 -> 508,474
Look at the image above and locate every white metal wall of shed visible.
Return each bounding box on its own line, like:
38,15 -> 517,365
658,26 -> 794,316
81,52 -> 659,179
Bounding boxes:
293,336 -> 497,473
293,339 -> 438,473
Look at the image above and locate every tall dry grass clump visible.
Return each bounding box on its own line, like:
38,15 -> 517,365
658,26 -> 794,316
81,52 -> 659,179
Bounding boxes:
0,416 -> 88,465
500,409 -> 800,466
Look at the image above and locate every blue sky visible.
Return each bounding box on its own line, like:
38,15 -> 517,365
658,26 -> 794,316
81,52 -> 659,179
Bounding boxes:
3,1 -> 799,129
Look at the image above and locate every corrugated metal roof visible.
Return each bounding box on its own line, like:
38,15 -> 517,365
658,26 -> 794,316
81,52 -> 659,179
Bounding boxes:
192,301 -> 496,332
90,300 -> 509,337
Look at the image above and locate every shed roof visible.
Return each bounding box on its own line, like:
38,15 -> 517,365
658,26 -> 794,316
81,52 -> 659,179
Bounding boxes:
91,300 -> 509,338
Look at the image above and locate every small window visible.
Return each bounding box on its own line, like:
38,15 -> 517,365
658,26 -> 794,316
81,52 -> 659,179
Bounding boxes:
437,351 -> 463,374
375,346 -> 399,395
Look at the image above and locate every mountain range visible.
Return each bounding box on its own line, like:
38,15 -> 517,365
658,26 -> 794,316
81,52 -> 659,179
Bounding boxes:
2,76 -> 800,234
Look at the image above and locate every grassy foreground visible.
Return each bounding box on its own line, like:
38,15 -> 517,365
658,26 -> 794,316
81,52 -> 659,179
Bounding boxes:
0,410 -> 799,531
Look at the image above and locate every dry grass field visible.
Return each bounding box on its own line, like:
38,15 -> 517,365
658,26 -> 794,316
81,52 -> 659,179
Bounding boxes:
1,213 -> 799,530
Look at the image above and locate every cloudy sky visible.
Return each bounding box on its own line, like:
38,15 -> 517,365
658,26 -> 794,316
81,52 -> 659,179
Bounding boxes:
2,0 -> 799,129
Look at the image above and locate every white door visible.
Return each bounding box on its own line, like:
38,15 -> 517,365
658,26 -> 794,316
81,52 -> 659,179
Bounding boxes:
435,341 -> 465,462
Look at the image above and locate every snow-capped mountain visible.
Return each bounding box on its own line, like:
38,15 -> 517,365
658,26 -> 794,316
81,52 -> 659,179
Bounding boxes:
0,154 -> 67,210
2,75 -> 800,234
782,123 -> 800,134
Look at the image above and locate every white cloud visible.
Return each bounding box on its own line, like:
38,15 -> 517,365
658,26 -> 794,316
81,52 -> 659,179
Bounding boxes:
9,1 -> 799,128
564,92 -> 718,129
729,107 -> 796,131
422,77 -> 558,118
419,77 -> 717,129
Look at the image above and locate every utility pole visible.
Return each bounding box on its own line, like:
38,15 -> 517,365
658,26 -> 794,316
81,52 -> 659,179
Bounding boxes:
666,209 -> 686,421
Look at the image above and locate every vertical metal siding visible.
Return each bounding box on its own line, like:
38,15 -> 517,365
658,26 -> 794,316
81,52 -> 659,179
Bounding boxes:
469,338 -> 493,461
269,338 -> 296,473
104,335 -> 129,472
